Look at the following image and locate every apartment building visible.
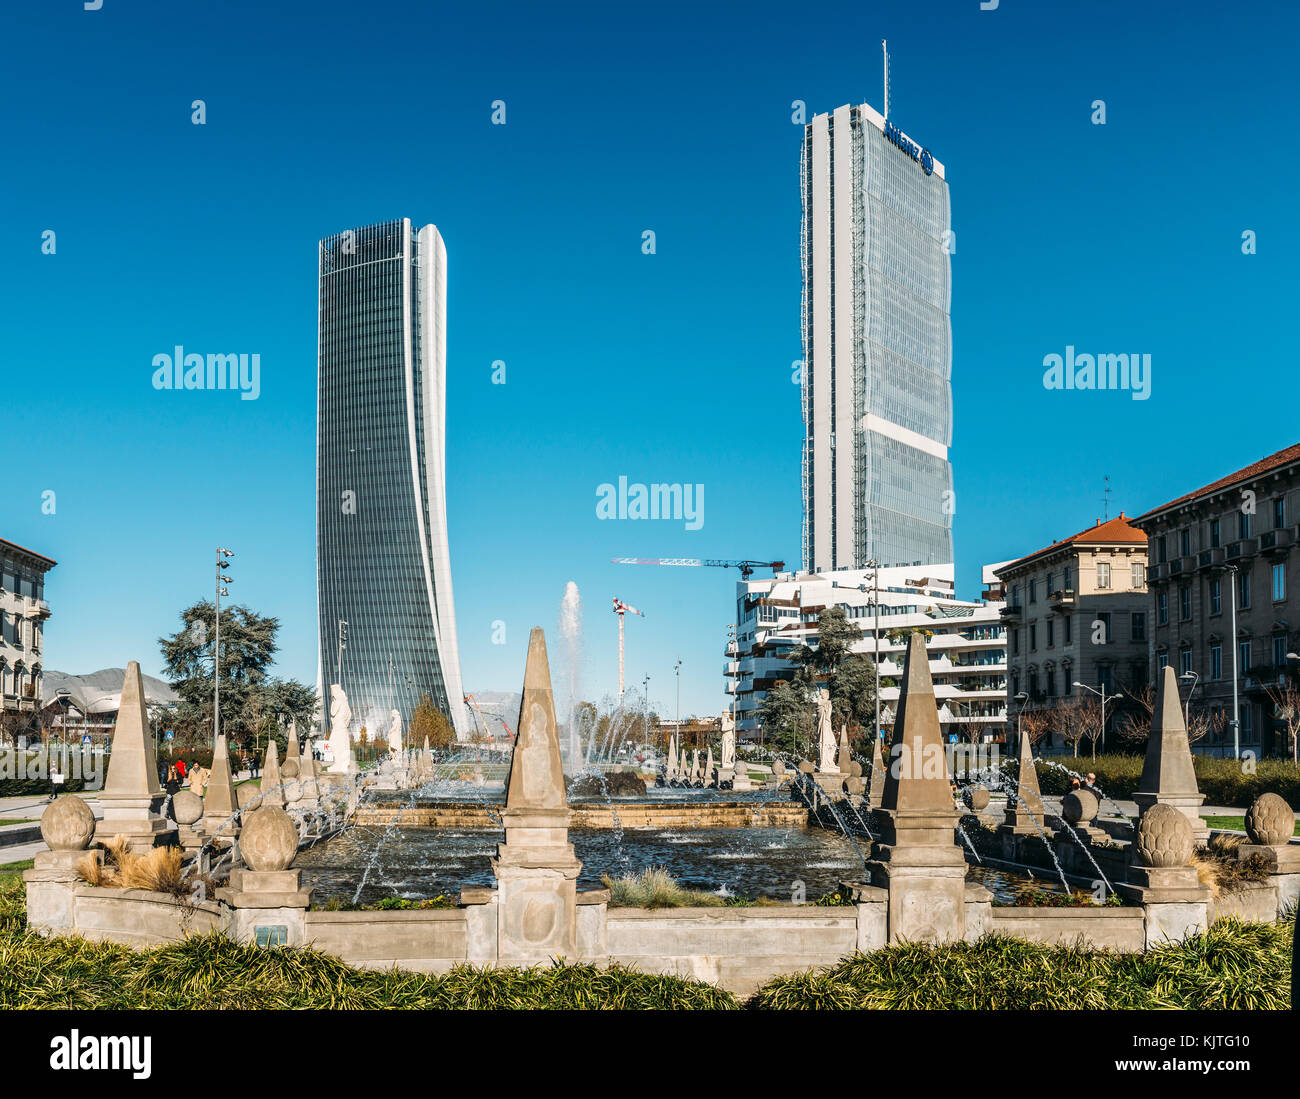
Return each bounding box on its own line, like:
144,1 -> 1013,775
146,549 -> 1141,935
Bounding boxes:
1131,442 -> 1300,757
0,537 -> 56,726
995,515 -> 1149,746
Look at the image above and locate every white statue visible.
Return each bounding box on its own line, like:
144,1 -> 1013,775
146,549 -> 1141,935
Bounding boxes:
816,689 -> 837,773
387,708 -> 403,755
720,713 -> 736,770
328,683 -> 353,774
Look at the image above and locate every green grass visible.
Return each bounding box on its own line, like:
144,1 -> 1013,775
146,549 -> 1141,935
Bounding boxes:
0,819 -> 33,827
1031,753 -> 1300,807
1205,815 -> 1300,836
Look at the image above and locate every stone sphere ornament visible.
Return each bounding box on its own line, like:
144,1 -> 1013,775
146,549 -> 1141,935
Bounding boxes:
40,795 -> 95,851
1062,789 -> 1099,826
963,785 -> 991,812
236,783 -> 262,809
172,790 -> 203,826
1245,792 -> 1294,847
238,805 -> 299,872
281,758 -> 300,780
1135,804 -> 1194,868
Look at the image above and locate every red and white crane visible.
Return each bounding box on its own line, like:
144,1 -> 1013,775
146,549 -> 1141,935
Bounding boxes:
611,597 -> 644,700
611,557 -> 785,581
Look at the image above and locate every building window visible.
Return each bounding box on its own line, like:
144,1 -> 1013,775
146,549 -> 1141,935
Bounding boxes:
1098,665 -> 1114,691
1132,562 -> 1146,588
1179,648 -> 1193,675
1272,562 -> 1286,602
1063,614 -> 1072,644
1096,612 -> 1111,643
1179,585 -> 1191,621
1029,579 -> 1037,603
1239,639 -> 1251,674
1096,562 -> 1111,589
1210,644 -> 1222,680
1012,628 -> 1019,655
1209,518 -> 1221,548
1273,636 -> 1287,667
1239,511 -> 1252,540
1063,673 -> 1073,696
1241,705 -> 1253,742
1273,496 -> 1286,530
1157,535 -> 1168,564
1029,624 -> 1037,650
1046,619 -> 1054,647
1157,652 -> 1169,671
1131,612 -> 1146,641
1046,572 -> 1054,595
1180,529 -> 1191,557
1157,591 -> 1168,625
1239,571 -> 1251,610
1209,578 -> 1221,615
1063,566 -> 1072,590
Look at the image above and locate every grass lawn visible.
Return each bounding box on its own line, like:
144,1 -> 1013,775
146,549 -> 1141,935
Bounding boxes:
1205,815 -> 1300,836
0,818 -> 32,827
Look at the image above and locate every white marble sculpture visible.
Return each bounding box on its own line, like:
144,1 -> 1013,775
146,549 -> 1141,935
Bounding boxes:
720,714 -> 736,770
387,708 -> 403,754
816,688 -> 837,773
328,683 -> 353,774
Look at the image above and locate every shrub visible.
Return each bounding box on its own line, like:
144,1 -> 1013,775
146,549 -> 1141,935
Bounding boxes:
602,867 -> 725,908
748,916 -> 1293,1010
1030,754 -> 1300,806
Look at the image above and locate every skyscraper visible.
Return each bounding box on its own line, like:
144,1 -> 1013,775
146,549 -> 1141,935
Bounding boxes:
801,102 -> 954,572
316,218 -> 468,740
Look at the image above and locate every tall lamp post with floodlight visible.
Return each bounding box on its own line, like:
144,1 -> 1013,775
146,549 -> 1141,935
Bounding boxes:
1222,563 -> 1241,759
214,548 -> 235,750
1178,669 -> 1200,726
1073,681 -> 1119,755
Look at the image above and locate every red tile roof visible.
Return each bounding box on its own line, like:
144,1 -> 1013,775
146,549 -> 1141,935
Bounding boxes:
997,513 -> 1146,576
1134,442 -> 1300,522
0,538 -> 57,568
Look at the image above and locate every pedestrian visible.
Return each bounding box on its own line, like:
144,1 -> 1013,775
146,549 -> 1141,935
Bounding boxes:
163,765 -> 181,797
1069,777 -> 1081,790
176,757 -> 188,784
1083,772 -> 1102,797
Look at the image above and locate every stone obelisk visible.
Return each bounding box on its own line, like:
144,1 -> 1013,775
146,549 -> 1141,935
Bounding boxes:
1134,664 -> 1208,843
203,732 -> 241,839
867,632 -> 969,943
491,627 -> 583,962
1001,721 -> 1046,837
261,739 -> 286,809
95,662 -> 176,852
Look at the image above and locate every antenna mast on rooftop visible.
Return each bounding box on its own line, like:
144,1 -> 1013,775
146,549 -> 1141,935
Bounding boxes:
1103,475 -> 1112,520
882,39 -> 890,119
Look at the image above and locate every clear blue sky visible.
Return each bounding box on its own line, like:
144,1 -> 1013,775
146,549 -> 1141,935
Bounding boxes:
3,0 -> 1296,719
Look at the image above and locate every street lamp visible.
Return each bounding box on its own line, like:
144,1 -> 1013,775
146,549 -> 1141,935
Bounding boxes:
1222,564 -> 1241,759
1178,669 -> 1200,725
642,674 -> 651,762
674,658 -> 682,751
860,559 -> 882,750
1012,691 -> 1029,749
1073,681 -> 1119,755
214,547 -> 234,750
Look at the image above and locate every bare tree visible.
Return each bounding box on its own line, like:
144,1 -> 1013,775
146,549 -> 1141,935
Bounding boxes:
1264,684 -> 1300,762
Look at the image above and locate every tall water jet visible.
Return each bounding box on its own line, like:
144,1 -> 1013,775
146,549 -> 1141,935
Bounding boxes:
558,580 -> 583,765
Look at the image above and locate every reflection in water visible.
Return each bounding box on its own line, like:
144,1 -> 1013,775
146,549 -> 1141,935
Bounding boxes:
296,825 -> 1061,907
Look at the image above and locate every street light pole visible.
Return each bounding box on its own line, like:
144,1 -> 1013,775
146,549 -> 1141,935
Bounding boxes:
1073,681 -> 1117,756
1225,564 -> 1240,759
214,548 -> 234,750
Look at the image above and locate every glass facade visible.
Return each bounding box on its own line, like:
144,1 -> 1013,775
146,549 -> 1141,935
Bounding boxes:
316,219 -> 466,740
802,105 -> 954,570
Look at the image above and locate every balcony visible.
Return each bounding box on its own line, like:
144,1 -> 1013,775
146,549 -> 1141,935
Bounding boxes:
21,599 -> 52,619
1047,589 -> 1075,610
1226,538 -> 1258,560
999,604 -> 1023,622
1168,557 -> 1191,576
1148,562 -> 1167,582
1259,528 -> 1293,554
724,641 -> 738,657
1197,548 -> 1225,570
723,660 -> 739,677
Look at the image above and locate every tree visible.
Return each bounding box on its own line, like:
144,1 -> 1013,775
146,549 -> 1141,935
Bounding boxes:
757,675 -> 814,757
158,599 -> 316,748
828,651 -> 878,744
410,694 -> 454,751
1264,684 -> 1300,761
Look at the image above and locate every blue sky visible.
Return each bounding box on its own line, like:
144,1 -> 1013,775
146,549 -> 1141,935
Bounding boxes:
2,0 -> 1297,719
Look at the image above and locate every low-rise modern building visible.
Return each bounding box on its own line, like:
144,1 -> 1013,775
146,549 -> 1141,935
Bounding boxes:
0,538 -> 55,729
994,515 -> 1149,747
1131,441 -> 1300,758
728,563 -> 1007,746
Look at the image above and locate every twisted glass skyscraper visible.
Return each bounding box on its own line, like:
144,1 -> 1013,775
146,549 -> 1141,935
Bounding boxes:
801,102 -> 954,572
316,218 -> 467,740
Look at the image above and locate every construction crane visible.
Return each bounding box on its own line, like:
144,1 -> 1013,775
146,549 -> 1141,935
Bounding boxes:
611,557 -> 786,581
611,597 -> 644,700
463,694 -> 495,742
